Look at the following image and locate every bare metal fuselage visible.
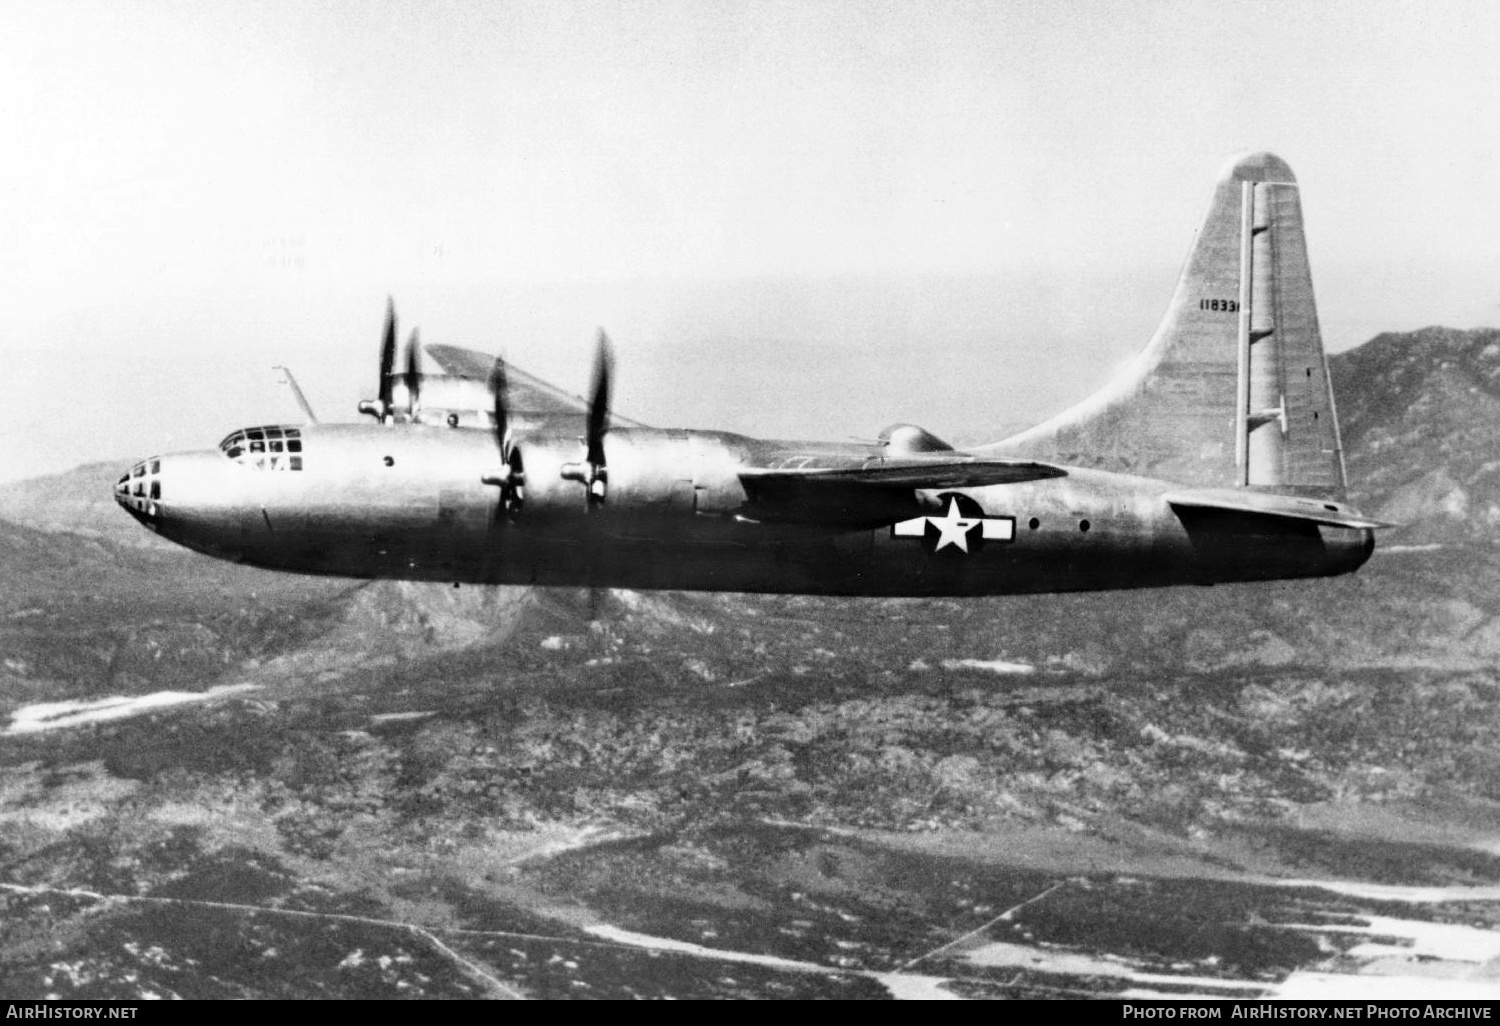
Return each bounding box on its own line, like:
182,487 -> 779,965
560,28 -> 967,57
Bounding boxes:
121,422 -> 1373,596
116,152 -> 1383,597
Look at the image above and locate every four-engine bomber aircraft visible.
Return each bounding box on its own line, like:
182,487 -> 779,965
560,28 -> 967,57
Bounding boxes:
118,152 -> 1385,595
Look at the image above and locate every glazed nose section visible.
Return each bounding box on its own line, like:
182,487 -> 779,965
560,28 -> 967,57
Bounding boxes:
115,457 -> 164,526
115,451 -> 242,535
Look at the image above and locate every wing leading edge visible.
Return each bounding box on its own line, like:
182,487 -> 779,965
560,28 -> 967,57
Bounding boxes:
424,343 -> 647,427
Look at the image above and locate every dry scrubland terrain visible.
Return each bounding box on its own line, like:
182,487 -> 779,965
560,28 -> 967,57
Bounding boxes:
3,327 -> 1500,999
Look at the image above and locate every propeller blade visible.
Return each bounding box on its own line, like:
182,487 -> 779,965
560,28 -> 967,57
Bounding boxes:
406,329 -> 422,417
559,329 -> 614,506
378,297 -> 397,411
483,353 -> 526,516
359,298 -> 400,420
489,355 -> 509,456
586,329 -> 613,468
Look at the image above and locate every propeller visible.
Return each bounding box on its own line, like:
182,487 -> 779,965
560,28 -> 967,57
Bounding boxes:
404,328 -> 423,421
586,329 -> 613,471
358,297 -> 399,422
482,355 -> 524,516
490,356 -> 509,454
562,329 -> 614,508
583,332 -> 614,620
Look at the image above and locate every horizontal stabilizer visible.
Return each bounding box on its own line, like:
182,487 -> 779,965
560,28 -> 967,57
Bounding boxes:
742,457 -> 1066,491
1166,489 -> 1392,530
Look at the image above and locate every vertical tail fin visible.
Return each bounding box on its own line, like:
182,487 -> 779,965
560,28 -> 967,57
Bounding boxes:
987,152 -> 1346,498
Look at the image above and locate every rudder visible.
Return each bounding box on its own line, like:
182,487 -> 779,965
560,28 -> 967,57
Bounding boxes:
985,151 -> 1346,498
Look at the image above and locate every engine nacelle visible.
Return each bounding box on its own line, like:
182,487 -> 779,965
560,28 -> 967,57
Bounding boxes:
508,431 -> 749,521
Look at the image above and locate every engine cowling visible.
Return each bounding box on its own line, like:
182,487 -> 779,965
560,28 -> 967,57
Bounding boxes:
507,431 -> 748,520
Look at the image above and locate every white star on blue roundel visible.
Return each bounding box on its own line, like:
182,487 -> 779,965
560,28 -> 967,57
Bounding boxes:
891,493 -> 1015,555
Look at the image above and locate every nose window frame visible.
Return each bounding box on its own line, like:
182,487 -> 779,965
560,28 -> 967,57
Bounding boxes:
218,426 -> 305,470
117,457 -> 163,516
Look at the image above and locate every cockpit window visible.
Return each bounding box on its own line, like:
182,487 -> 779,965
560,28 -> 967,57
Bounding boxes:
218,426 -> 305,470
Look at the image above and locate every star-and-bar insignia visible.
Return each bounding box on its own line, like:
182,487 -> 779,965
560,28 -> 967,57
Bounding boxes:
891,494 -> 1014,555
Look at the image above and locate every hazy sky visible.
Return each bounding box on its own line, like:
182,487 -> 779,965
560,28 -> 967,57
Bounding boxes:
3,0 -> 1498,481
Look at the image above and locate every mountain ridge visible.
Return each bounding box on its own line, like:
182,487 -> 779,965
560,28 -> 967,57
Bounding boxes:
1329,325 -> 1500,540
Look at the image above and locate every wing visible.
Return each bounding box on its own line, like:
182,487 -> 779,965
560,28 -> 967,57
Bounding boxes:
738,457 -> 1067,528
741,457 -> 1066,490
1165,489 -> 1392,529
424,343 -> 647,427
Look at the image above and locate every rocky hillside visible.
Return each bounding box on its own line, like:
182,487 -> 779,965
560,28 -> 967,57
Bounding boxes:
6,327 -> 1500,1000
0,461 -> 168,549
1330,325 -> 1500,540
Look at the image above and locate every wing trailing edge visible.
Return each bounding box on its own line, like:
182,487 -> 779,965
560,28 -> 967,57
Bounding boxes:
1165,489 -> 1392,530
